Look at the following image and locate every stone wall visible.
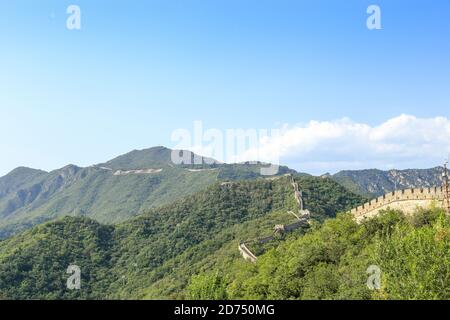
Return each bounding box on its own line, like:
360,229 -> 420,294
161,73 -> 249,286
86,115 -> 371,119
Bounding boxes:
351,187 -> 444,223
238,243 -> 257,262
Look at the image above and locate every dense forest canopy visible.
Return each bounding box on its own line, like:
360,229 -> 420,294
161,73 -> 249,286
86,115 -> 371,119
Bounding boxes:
198,207 -> 449,300
0,175 -> 447,300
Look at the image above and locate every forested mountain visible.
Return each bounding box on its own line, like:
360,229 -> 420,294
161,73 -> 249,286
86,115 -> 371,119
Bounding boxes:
0,176 -> 365,299
188,207 -> 449,300
1,144 -> 442,239
0,147 -> 294,238
1,149 -> 446,300
0,167 -> 48,199
330,167 -> 444,197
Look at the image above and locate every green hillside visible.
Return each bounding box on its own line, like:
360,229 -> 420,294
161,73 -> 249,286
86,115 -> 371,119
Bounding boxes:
0,176 -> 365,299
0,147 -> 295,238
194,207 -> 449,300
223,210 -> 450,300
0,167 -> 48,198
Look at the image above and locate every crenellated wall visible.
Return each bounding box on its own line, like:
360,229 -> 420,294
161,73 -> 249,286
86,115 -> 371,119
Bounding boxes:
351,187 -> 444,223
238,243 -> 257,262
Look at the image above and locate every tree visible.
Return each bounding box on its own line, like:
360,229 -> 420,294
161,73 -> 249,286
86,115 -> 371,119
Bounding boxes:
187,271 -> 228,300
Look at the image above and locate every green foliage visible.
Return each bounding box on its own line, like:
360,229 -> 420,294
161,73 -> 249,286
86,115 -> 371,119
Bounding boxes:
0,217 -> 115,299
221,207 -> 449,300
370,211 -> 449,299
8,172 -> 446,301
187,271 -> 228,300
0,176 -> 364,299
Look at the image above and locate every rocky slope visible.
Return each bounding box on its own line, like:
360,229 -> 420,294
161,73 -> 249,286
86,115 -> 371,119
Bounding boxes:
331,167 -> 444,197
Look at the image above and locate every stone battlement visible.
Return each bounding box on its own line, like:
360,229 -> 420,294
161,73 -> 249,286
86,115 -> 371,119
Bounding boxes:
351,187 -> 444,222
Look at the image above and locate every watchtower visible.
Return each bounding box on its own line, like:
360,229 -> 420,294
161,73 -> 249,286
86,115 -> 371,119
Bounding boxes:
443,162 -> 450,214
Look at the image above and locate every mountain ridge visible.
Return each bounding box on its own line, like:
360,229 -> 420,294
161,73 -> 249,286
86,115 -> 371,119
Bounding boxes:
331,167 -> 444,197
0,145 -> 444,239
0,175 -> 366,299
0,147 -> 295,238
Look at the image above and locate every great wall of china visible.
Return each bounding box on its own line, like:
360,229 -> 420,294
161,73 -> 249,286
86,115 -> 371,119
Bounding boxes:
239,185 -> 447,263
239,165 -> 450,262
349,164 -> 449,222
238,175 -> 310,263
351,187 -> 446,223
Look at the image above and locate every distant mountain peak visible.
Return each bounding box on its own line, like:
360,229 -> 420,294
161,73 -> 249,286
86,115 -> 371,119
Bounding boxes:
59,164 -> 81,170
100,146 -> 219,170
6,167 -> 47,176
54,164 -> 82,176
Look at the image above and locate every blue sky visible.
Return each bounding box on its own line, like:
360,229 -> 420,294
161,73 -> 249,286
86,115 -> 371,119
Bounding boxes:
1,0 -> 450,175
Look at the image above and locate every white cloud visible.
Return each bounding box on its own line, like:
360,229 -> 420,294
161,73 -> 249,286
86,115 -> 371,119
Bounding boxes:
235,114 -> 450,174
